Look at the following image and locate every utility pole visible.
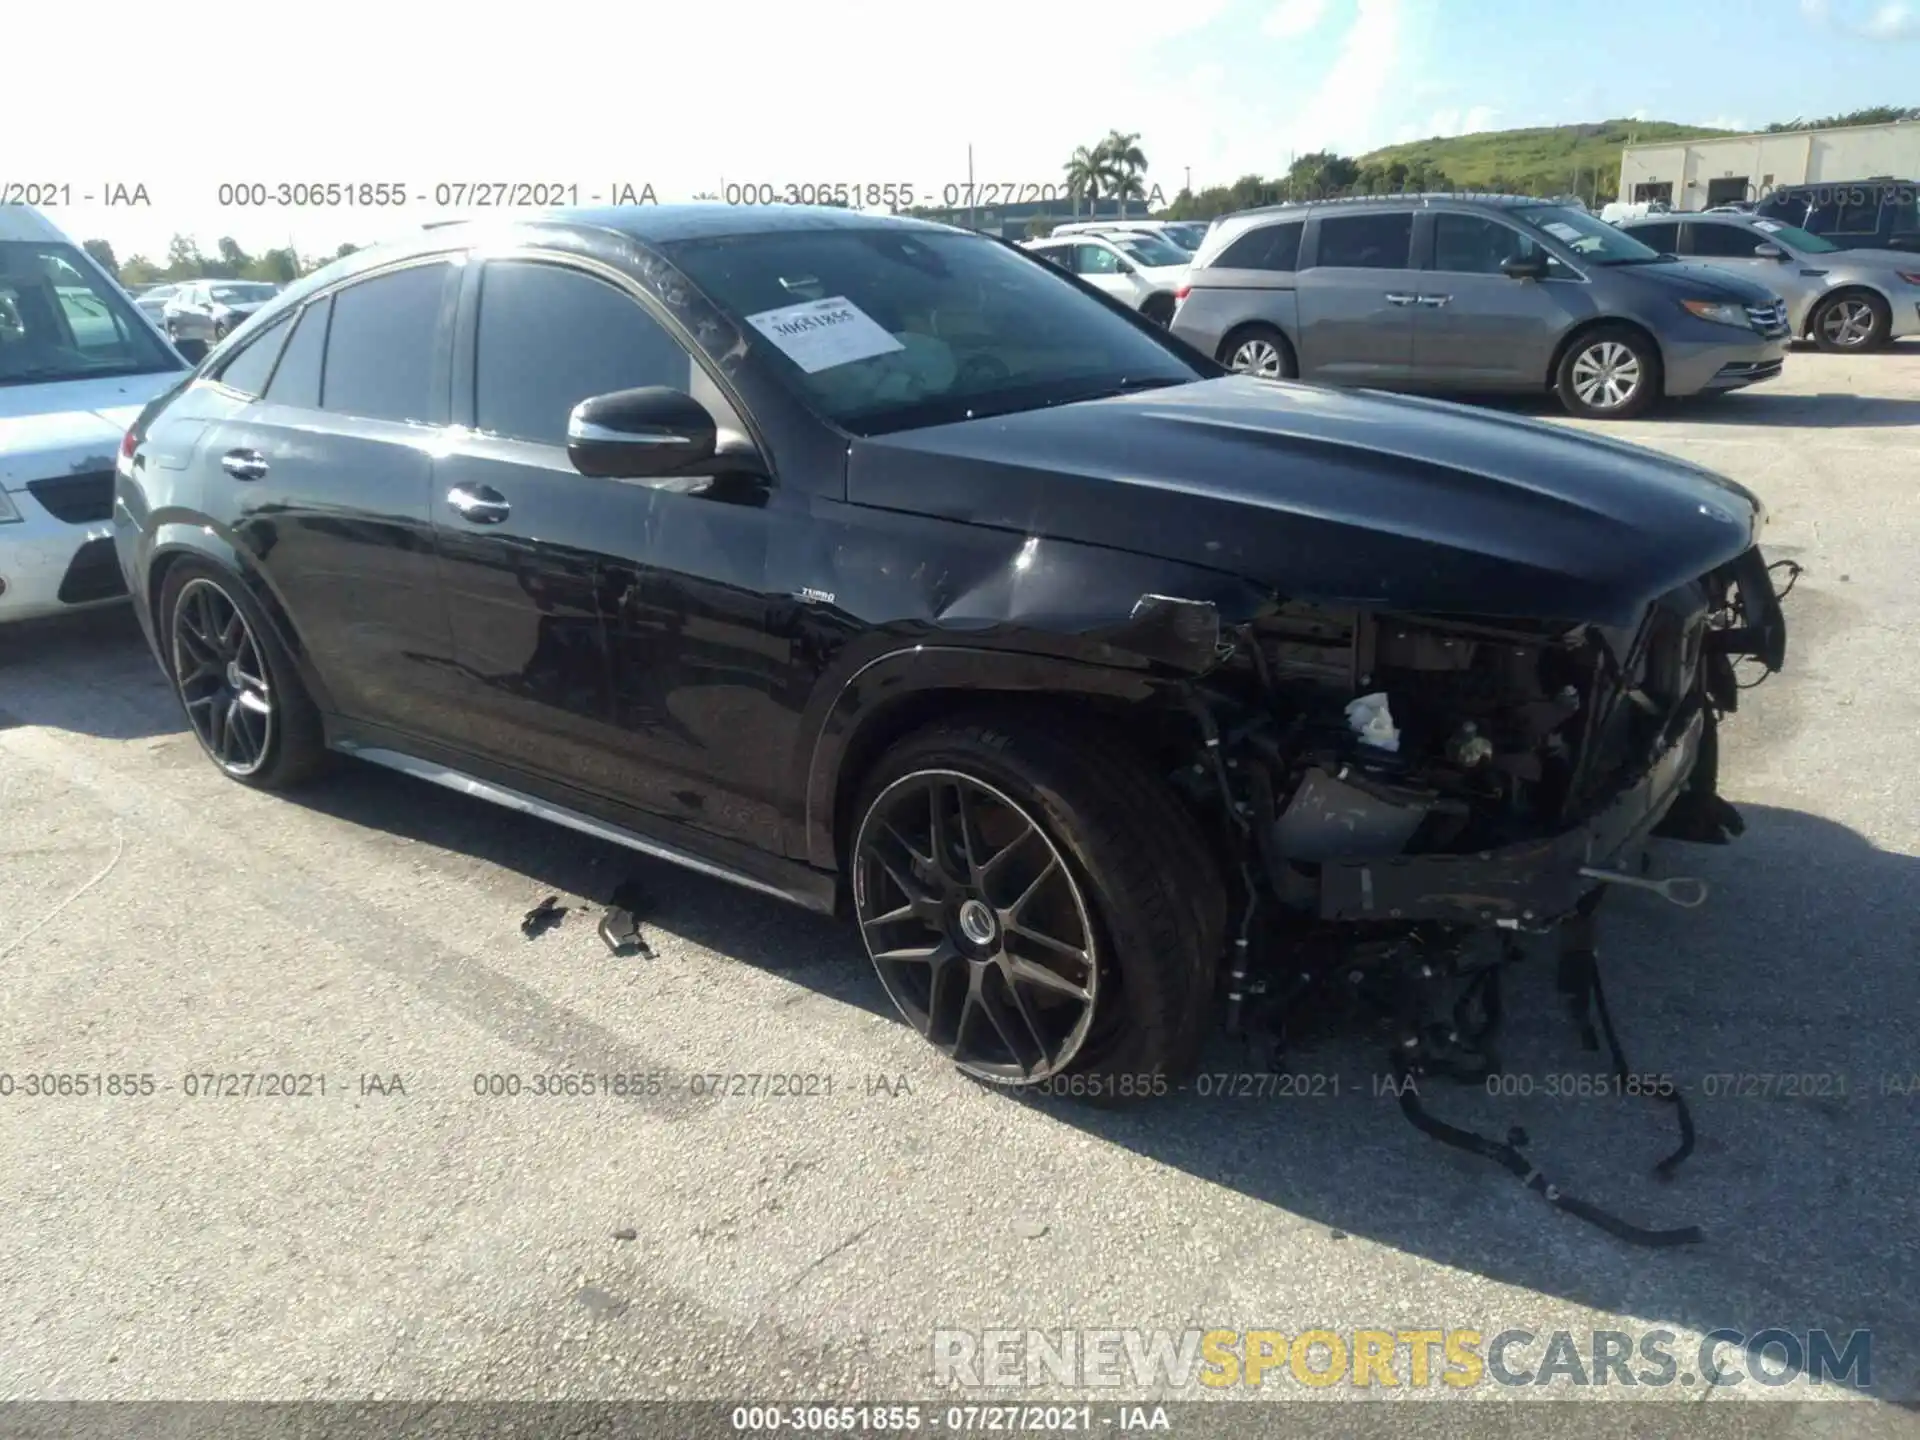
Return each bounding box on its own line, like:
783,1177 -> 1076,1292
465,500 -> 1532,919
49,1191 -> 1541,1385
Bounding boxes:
967,145 -> 976,231
1185,165 -> 1192,196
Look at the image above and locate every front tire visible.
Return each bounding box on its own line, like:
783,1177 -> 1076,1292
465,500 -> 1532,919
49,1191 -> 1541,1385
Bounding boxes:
849,712 -> 1225,1103
162,562 -> 325,790
1556,324 -> 1660,419
1810,291 -> 1890,352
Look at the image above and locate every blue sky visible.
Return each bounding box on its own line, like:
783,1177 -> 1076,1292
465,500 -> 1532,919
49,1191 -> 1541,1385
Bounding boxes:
19,0 -> 1920,260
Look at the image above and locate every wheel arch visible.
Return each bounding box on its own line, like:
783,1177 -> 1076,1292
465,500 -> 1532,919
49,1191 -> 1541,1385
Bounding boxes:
802,647 -> 1176,879
1806,283 -> 1893,336
146,527 -> 339,715
1216,319 -> 1298,371
1547,316 -> 1664,393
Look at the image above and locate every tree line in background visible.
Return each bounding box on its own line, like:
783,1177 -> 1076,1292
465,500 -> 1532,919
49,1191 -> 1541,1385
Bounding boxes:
79,235 -> 363,289
1765,104 -> 1919,131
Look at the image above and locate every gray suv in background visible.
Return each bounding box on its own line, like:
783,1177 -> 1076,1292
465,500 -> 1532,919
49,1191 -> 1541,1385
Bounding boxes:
1170,195 -> 1793,418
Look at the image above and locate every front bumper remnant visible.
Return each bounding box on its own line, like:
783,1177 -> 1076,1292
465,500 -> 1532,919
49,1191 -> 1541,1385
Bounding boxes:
1316,708 -> 1705,926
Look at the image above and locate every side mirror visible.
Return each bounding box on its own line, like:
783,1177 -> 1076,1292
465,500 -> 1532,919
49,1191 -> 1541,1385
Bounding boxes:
173,337 -> 209,364
1753,243 -> 1786,259
567,387 -> 717,479
1114,260 -> 1138,276
1501,253 -> 1549,280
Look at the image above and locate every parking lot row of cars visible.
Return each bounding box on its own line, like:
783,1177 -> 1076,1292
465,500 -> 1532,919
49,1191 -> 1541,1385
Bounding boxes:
1025,195 -> 1919,420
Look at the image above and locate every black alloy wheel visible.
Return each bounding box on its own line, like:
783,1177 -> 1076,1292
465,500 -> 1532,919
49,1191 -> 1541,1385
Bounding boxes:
170,576 -> 275,777
854,769 -> 1100,1085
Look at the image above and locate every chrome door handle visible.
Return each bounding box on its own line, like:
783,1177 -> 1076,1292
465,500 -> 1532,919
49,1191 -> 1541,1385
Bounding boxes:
1384,292 -> 1417,306
446,485 -> 510,524
1415,294 -> 1452,307
220,449 -> 268,481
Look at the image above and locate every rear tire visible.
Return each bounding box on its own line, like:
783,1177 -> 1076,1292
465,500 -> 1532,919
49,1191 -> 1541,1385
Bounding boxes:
1219,323 -> 1298,380
1555,324 -> 1661,419
1140,293 -> 1176,327
849,711 -> 1225,1105
1810,290 -> 1890,353
161,560 -> 325,791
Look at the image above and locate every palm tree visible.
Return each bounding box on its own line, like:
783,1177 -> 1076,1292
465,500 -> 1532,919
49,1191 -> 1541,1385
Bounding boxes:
1099,131 -> 1149,217
1063,146 -> 1107,217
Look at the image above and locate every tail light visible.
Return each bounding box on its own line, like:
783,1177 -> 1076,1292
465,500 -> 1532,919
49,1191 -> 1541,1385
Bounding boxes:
116,426 -> 138,478
1175,284 -> 1191,301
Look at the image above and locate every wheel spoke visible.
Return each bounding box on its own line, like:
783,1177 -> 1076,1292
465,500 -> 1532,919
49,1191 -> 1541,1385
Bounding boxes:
1007,922 -> 1091,966
1006,954 -> 1091,1002
1005,855 -> 1059,924
995,966 -> 1055,1065
974,975 -> 1038,1074
221,609 -> 246,654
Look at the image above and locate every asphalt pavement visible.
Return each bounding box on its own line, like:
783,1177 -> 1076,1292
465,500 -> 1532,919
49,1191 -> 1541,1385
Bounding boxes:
2,348 -> 1918,1429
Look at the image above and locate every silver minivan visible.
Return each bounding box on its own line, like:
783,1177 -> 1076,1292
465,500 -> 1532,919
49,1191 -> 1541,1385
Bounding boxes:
1171,194 -> 1793,419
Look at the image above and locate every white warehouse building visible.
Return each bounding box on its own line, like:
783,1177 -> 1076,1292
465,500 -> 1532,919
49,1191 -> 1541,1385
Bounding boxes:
1618,120 -> 1920,212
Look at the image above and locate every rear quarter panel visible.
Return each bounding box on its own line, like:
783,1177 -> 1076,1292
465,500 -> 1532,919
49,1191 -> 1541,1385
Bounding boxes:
1171,276 -> 1299,362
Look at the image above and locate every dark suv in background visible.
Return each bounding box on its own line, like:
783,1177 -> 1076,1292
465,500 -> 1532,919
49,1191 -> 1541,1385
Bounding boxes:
1170,194 -> 1793,419
1755,179 -> 1920,254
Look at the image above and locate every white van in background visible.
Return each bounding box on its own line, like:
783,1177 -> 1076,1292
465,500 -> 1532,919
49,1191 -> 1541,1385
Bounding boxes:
0,206 -> 192,622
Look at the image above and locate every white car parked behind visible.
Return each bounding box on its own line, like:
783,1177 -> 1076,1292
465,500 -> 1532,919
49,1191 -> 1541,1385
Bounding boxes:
1,206 -> 192,622
1020,231 -> 1192,325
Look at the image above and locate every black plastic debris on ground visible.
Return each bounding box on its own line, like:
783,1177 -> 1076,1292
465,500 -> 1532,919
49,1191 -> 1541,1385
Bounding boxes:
598,877 -> 656,959
520,895 -> 568,939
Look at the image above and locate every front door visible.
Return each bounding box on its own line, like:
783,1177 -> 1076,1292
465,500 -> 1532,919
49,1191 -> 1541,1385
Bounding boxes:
1294,210 -> 1419,383
1413,211 -> 1588,386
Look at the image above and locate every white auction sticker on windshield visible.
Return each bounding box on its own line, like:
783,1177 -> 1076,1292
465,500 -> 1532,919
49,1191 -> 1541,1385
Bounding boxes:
746,296 -> 904,373
1541,222 -> 1583,242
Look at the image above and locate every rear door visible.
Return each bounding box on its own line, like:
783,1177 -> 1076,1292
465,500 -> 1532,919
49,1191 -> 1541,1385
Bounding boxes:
199,259 -> 468,741
1412,210 -> 1586,386
1680,218 -> 1778,284
1293,209 -> 1418,383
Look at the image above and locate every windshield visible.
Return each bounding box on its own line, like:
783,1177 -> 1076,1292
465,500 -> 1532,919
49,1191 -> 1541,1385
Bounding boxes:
1750,218 -> 1838,253
1513,205 -> 1665,263
0,242 -> 184,386
1112,234 -> 1191,267
1162,224 -> 1207,250
210,283 -> 277,304
664,228 -> 1200,436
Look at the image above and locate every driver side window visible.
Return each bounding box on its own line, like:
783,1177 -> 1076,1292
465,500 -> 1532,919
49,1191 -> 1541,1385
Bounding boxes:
474,260 -> 725,447
1072,244 -> 1123,276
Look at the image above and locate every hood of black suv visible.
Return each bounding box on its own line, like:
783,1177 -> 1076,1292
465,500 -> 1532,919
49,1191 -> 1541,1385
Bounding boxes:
849,376 -> 1764,627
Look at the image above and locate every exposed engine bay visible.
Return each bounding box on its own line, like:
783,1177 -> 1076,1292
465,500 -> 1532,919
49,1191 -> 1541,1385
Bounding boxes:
1151,542 -> 1795,1246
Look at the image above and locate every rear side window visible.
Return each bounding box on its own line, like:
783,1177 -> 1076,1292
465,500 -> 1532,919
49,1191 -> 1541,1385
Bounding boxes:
1628,221 -> 1679,252
1214,221 -> 1303,271
212,313 -> 291,396
266,298 -> 329,408
475,261 -> 695,447
1687,223 -> 1762,258
1312,212 -> 1413,269
1833,191 -> 1881,234
320,263 -> 450,424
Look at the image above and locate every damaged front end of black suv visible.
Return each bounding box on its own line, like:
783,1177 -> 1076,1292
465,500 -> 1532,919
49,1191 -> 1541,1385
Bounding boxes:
1138,542 -> 1790,1243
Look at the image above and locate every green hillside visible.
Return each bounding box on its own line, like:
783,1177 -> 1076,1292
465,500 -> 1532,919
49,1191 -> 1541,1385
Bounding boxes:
1357,119 -> 1734,200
